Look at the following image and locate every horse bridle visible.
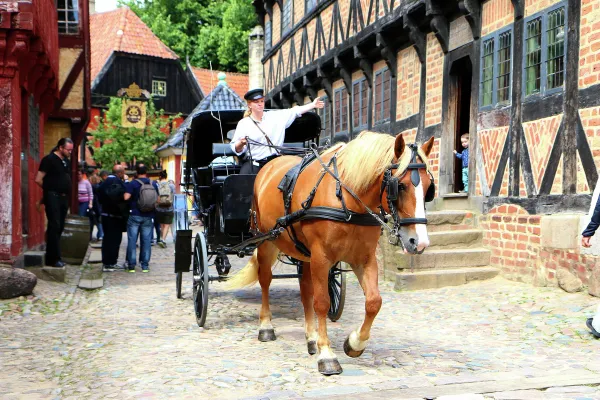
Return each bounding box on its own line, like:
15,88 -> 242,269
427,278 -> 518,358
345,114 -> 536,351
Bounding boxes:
380,144 -> 435,238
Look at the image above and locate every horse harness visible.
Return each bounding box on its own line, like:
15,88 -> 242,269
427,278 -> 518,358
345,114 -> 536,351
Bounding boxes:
251,143 -> 435,257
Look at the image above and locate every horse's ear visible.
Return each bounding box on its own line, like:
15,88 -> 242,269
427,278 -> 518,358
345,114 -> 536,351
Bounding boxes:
421,136 -> 435,157
394,134 -> 405,159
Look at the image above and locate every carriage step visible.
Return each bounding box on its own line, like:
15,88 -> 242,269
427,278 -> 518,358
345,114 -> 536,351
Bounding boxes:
394,267 -> 500,291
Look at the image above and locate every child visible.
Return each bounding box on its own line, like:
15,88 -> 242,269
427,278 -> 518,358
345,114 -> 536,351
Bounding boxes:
453,133 -> 469,192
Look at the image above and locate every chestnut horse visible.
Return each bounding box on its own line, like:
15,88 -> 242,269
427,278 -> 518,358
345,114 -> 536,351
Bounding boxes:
228,132 -> 435,375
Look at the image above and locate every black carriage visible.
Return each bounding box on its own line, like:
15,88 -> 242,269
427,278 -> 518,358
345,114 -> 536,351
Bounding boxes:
174,110 -> 346,327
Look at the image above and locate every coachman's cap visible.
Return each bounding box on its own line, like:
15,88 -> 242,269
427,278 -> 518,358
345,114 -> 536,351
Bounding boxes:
244,88 -> 264,101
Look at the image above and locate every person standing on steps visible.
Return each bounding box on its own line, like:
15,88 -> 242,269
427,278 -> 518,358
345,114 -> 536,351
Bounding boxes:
35,138 -> 74,268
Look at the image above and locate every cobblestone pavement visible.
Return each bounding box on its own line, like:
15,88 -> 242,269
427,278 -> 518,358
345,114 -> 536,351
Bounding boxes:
1,229 -> 600,399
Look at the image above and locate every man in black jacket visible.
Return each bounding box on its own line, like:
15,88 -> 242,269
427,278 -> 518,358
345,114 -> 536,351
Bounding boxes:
98,165 -> 127,272
581,199 -> 600,338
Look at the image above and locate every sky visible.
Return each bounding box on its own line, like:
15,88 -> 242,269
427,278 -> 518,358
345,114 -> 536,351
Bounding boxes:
95,0 -> 119,13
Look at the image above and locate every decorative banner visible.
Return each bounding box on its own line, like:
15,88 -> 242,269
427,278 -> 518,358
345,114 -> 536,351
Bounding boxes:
121,99 -> 147,128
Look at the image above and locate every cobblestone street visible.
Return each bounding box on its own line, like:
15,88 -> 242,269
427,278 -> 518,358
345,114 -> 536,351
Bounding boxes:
1,231 -> 600,399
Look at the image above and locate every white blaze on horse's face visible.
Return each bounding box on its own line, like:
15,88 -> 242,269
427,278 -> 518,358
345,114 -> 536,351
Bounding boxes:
413,180 -> 430,252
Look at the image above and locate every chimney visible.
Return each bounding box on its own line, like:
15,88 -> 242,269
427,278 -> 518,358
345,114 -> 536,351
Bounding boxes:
89,0 -> 96,14
248,25 -> 264,90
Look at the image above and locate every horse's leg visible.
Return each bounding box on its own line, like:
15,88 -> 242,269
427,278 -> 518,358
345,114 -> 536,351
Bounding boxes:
299,261 -> 318,355
311,253 -> 343,375
343,256 -> 382,358
257,242 -> 279,342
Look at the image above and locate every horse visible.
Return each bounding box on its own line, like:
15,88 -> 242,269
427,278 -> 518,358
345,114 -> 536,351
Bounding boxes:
228,131 -> 435,375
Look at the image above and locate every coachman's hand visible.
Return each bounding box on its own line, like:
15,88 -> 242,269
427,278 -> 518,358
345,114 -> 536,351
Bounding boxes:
312,97 -> 325,109
582,236 -> 592,248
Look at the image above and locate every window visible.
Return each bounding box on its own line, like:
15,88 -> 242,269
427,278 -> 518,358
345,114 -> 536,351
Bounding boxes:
56,0 -> 79,34
282,0 -> 293,35
265,20 -> 272,51
334,87 -> 348,134
374,68 -> 391,124
305,0 -> 317,13
480,28 -> 513,108
524,4 -> 566,97
352,79 -> 368,131
152,80 -> 167,97
318,96 -> 331,138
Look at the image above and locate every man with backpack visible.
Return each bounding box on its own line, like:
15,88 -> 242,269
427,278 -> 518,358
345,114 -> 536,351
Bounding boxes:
98,165 -> 128,272
124,164 -> 159,273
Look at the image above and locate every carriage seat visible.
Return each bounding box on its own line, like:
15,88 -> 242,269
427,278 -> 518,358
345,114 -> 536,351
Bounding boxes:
212,143 -> 236,158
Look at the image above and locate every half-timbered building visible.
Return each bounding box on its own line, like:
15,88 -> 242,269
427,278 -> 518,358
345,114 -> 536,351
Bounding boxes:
252,0 -> 600,294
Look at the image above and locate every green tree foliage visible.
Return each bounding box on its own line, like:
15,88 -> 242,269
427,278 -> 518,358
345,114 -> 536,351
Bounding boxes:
90,97 -> 178,167
123,0 -> 257,73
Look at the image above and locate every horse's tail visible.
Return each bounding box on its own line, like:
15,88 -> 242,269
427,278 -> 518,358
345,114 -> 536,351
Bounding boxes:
226,249 -> 260,289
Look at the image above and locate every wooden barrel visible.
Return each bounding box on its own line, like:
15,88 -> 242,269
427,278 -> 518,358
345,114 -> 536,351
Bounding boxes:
60,215 -> 90,265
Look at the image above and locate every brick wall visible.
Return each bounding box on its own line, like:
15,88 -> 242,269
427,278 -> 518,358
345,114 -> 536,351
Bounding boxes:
579,0 -> 600,89
580,107 -> 600,179
396,46 -> 421,121
281,40 -> 290,76
293,0 -> 303,27
481,0 -> 514,37
577,154 -> 590,193
44,119 -> 70,155
522,114 -> 563,192
63,71 -> 84,109
59,48 -> 82,87
425,33 -> 443,127
479,126 -> 509,193
361,0 -> 373,26
524,0 -> 562,17
481,204 -> 541,283
321,5 -> 333,52
307,18 -> 317,60
272,3 -> 281,45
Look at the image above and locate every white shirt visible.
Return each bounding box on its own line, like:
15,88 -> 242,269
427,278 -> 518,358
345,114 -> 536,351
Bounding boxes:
230,108 -> 301,160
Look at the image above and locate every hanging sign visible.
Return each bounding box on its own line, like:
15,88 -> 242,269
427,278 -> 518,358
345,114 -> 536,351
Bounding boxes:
121,99 -> 147,128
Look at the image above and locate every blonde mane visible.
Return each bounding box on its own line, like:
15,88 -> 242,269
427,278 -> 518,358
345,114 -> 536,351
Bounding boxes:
324,131 -> 415,194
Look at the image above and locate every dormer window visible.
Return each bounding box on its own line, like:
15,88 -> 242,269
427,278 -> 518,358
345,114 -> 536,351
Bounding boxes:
152,80 -> 167,97
57,0 -> 80,34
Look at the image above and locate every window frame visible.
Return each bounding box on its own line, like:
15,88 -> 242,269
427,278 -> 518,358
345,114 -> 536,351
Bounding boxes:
333,87 -> 349,135
282,0 -> 293,36
352,77 -> 368,132
479,26 -> 514,110
373,67 -> 391,125
522,2 -> 568,99
56,0 -> 80,35
152,80 -> 167,97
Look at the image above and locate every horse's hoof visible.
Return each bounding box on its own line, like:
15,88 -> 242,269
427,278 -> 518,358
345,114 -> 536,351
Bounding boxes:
318,358 -> 343,375
258,328 -> 276,342
307,340 -> 318,355
343,337 -> 364,358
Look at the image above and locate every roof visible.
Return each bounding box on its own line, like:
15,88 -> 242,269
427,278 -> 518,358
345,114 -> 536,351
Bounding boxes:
156,74 -> 247,152
90,7 -> 179,83
191,67 -> 249,100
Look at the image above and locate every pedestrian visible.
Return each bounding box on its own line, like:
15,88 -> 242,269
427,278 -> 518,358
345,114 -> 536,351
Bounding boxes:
124,164 -> 159,273
230,88 -> 324,174
77,170 -> 94,240
34,137 -> 74,268
98,165 -> 128,272
581,197 -> 600,339
453,133 -> 469,193
156,170 -> 176,248
89,174 -> 104,241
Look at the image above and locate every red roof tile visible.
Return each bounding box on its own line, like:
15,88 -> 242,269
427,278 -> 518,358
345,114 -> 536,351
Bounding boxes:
90,7 -> 178,83
191,67 -> 249,100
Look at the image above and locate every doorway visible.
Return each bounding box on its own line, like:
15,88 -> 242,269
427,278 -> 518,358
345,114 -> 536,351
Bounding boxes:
448,57 -> 472,193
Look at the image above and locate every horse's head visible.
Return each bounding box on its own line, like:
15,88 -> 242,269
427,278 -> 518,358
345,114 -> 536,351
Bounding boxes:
383,135 -> 435,254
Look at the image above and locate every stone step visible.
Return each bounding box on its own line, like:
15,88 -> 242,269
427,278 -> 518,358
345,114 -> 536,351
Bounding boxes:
394,267 -> 500,291
428,229 -> 483,249
426,210 -> 475,232
436,194 -> 471,210
394,248 -> 491,270
23,251 -> 45,267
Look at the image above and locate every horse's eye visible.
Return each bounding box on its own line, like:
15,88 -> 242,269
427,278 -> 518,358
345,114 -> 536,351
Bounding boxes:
398,183 -> 406,191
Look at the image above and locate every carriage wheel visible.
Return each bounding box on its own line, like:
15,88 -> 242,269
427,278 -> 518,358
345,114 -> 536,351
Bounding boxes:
192,233 -> 209,327
328,262 -> 346,322
176,272 -> 183,299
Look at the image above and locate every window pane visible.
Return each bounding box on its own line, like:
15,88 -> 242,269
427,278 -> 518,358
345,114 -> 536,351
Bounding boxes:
283,0 -> 293,34
525,18 -> 542,96
383,69 -> 391,120
497,31 -> 511,103
481,38 -> 494,106
56,0 -> 66,10
265,21 -> 272,51
341,88 -> 348,132
361,82 -> 368,127
305,0 -> 316,12
546,7 -> 565,90
374,73 -> 382,123
353,82 -> 360,128
334,91 -> 341,133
